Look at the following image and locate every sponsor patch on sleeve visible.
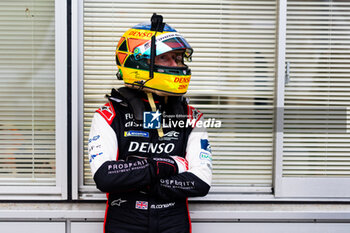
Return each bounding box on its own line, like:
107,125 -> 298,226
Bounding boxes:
200,139 -> 211,153
199,152 -> 212,162
89,152 -> 103,163
187,105 -> 203,127
199,139 -> 212,168
88,135 -> 100,144
96,102 -> 116,125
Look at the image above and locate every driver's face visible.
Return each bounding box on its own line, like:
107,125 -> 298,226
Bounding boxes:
153,50 -> 185,67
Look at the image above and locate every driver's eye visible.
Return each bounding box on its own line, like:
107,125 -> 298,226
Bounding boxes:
175,55 -> 183,64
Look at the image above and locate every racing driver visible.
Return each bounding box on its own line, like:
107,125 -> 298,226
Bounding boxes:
88,14 -> 212,233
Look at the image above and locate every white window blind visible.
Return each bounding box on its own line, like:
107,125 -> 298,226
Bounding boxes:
0,0 -> 67,199
278,0 -> 350,197
82,0 -> 277,195
0,0 -> 55,185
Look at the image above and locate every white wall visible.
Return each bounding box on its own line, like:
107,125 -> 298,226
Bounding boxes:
1,203 -> 350,233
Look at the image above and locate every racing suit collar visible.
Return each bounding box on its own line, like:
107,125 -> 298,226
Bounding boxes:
107,87 -> 187,122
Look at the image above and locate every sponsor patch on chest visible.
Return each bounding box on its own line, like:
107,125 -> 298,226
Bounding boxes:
162,131 -> 179,140
124,130 -> 149,138
128,141 -> 175,154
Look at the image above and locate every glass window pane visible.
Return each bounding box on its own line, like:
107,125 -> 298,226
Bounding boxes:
82,0 -> 277,191
0,0 -> 56,186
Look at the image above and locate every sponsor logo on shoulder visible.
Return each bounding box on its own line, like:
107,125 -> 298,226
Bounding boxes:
97,102 -> 116,124
124,130 -> 149,138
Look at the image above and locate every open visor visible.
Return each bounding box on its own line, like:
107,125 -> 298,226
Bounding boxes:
133,33 -> 193,60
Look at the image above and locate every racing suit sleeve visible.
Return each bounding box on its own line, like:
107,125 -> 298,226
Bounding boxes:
89,112 -> 179,193
150,118 -> 213,200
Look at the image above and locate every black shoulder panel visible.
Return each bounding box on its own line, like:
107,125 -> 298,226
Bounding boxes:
117,87 -> 145,121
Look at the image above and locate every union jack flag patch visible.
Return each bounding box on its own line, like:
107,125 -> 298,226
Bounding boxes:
135,201 -> 148,210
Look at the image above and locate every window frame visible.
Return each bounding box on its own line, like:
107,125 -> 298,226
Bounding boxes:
73,0 -> 280,200
274,0 -> 350,199
72,0 -> 84,200
0,0 -> 67,200
73,0 -> 350,201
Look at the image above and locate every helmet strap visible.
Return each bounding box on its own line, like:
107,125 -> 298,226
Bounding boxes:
149,35 -> 156,79
149,13 -> 165,79
146,92 -> 164,138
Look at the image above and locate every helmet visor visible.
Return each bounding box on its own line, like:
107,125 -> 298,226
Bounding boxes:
134,33 -> 193,60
